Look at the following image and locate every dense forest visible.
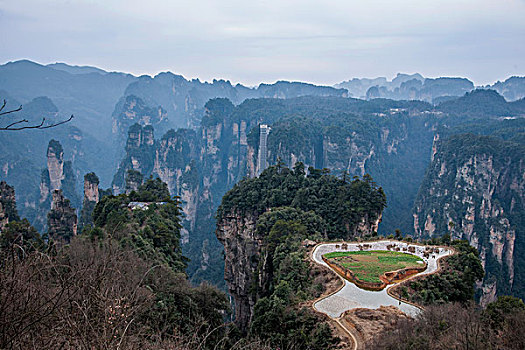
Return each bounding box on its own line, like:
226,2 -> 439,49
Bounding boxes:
0,179 -> 235,349
218,161 -> 386,239
216,163 -> 387,347
1,60 -> 525,349
1,168 -> 525,349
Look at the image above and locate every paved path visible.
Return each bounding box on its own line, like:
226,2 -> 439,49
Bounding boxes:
311,240 -> 453,339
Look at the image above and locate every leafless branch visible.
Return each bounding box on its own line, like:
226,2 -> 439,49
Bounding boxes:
0,98 -> 74,131
0,99 -> 23,116
0,115 -> 74,131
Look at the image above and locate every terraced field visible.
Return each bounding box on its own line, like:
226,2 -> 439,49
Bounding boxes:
323,250 -> 424,283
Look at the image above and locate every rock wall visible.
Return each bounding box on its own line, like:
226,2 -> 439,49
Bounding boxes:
0,181 -> 19,231
216,210 -> 265,331
46,140 -> 65,192
33,140 -> 79,232
413,134 -> 525,302
47,189 -> 78,242
79,172 -> 100,229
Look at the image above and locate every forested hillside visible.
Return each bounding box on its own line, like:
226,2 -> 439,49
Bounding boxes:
216,163 -> 385,346
1,60 -> 525,305
0,178 -> 232,349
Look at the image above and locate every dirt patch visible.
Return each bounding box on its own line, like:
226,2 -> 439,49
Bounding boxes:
341,306 -> 411,346
311,262 -> 343,296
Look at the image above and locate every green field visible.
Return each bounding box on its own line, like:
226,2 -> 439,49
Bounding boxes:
323,250 -> 424,283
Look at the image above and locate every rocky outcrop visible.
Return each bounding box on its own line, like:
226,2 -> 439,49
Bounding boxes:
0,181 -> 19,231
112,124 -> 155,194
47,189 -> 77,242
46,140 -> 65,191
413,134 -> 525,301
83,172 -> 99,203
39,140 -> 78,204
33,140 -> 79,232
112,95 -> 167,145
79,173 -> 99,229
216,211 -> 264,331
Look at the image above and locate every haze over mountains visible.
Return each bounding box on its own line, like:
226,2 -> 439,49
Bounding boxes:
1,58 -> 525,299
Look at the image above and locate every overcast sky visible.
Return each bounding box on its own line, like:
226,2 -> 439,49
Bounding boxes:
1,0 -> 524,86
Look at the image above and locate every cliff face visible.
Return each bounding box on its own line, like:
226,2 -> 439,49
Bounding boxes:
112,124 -> 155,194
46,140 -> 65,191
216,211 -> 261,331
414,134 -> 525,303
33,140 -> 79,232
0,181 -> 19,231
112,95 -> 167,144
79,173 -> 100,229
47,189 -> 78,242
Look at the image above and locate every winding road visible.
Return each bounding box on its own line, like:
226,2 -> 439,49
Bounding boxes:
311,240 -> 453,349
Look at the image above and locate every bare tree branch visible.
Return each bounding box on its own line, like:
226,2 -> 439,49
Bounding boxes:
0,99 -> 73,131
0,115 -> 74,131
2,119 -> 30,130
0,100 -> 23,116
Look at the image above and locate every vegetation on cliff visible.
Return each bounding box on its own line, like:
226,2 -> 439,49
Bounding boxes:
396,240 -> 484,305
0,178 -> 236,349
218,161 -> 386,239
217,163 -> 388,348
249,207 -> 337,349
91,177 -> 186,272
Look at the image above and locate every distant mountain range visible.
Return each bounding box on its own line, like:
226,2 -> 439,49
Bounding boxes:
336,72 -> 525,102
1,59 -> 524,298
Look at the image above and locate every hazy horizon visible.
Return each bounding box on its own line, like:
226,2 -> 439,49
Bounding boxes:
1,0 -> 524,86
3,58 -> 521,89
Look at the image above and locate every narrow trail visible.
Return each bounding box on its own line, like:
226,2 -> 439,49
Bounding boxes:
309,263 -> 360,350
309,240 -> 454,350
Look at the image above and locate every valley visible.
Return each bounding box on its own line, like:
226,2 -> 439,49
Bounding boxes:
1,60 -> 524,349
2,0 -> 525,347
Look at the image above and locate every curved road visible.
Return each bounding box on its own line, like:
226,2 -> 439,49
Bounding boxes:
311,240 -> 453,349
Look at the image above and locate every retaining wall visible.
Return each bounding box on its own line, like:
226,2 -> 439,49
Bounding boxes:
322,256 -> 427,291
